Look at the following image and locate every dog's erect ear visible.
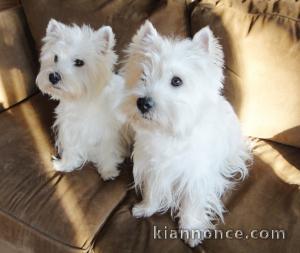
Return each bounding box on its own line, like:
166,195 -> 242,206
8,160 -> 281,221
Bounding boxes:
46,19 -> 65,36
193,26 -> 224,65
96,26 -> 115,53
132,20 -> 158,45
192,26 -> 216,54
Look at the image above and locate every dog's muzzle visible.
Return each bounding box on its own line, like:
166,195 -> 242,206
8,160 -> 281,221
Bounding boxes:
137,96 -> 155,114
49,72 -> 61,85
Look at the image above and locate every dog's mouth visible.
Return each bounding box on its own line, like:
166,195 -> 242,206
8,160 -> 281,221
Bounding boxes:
52,85 -> 61,90
136,107 -> 154,121
40,83 -> 63,98
131,111 -> 153,123
140,112 -> 153,121
132,111 -> 165,132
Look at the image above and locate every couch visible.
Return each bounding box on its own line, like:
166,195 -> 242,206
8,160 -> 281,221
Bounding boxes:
0,0 -> 299,252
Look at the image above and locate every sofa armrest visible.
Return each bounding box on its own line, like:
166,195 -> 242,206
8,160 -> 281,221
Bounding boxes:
0,6 -> 38,112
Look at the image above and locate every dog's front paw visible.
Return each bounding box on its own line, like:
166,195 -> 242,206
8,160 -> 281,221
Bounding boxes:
99,168 -> 120,181
184,237 -> 202,248
52,159 -> 76,172
179,224 -> 203,247
132,203 -> 156,218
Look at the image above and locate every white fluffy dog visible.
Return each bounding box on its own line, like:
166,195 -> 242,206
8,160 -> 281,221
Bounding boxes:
121,21 -> 251,246
36,19 -> 128,180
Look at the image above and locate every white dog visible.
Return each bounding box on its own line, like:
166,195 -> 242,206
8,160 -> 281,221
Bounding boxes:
36,19 -> 128,180
121,21 -> 252,246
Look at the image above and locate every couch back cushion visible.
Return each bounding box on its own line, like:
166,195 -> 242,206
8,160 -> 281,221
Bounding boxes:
0,0 -> 19,11
191,0 -> 300,147
21,0 -> 188,65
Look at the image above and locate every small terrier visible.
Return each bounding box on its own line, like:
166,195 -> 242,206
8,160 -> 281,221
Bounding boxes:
121,21 -> 251,246
36,19 -> 128,180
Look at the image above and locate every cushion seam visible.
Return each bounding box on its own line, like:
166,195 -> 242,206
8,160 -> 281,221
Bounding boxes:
88,187 -> 130,250
0,207 -> 88,251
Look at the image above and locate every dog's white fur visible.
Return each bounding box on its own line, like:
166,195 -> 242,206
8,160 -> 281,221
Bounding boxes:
36,19 -> 128,180
121,21 -> 251,246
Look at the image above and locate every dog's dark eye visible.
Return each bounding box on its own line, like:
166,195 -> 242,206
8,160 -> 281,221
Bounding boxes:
171,76 -> 183,87
54,55 -> 58,63
74,59 -> 84,67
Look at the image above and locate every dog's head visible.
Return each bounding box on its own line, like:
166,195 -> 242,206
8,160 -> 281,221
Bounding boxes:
121,21 -> 224,136
36,19 -> 117,100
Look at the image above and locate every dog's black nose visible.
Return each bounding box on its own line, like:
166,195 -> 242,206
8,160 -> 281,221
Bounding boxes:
49,72 -> 61,85
137,97 -> 155,114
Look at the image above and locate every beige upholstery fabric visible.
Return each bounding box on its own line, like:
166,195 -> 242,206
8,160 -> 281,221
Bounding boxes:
191,0 -> 300,147
0,93 -> 132,252
21,0 -> 188,66
0,0 -> 299,252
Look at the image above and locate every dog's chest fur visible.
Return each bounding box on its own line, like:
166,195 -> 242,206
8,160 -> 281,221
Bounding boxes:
132,100 -> 248,211
54,76 -> 125,154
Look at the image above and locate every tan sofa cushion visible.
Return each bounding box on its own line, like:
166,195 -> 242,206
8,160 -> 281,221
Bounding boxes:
190,0 -> 300,148
21,0 -> 188,65
1,94 -> 299,253
0,93 -> 131,252
93,139 -> 300,253
0,6 -> 37,112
